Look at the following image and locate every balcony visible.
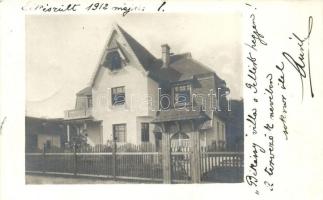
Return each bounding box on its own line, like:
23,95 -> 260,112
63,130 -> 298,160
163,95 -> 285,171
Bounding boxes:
64,108 -> 92,120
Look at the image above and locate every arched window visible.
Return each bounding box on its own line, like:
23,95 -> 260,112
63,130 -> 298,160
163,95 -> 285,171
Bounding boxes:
171,132 -> 189,140
171,131 -> 189,147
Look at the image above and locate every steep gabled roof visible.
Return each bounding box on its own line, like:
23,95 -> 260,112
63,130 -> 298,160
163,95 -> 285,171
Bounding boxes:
116,25 -> 157,71
90,24 -> 158,87
89,24 -> 225,87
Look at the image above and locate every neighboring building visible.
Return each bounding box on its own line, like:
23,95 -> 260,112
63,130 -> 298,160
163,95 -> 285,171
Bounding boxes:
64,24 -> 230,148
25,116 -> 66,151
226,99 -> 244,151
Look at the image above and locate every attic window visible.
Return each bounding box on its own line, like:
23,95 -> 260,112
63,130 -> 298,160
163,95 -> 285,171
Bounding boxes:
104,50 -> 122,70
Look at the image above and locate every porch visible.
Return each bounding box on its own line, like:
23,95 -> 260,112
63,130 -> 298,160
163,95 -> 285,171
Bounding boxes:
64,118 -> 103,147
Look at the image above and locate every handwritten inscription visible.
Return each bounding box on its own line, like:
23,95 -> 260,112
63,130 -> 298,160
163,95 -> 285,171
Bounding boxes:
246,108 -> 257,135
244,4 -> 270,195
264,136 -> 274,176
21,1 -> 167,16
246,52 -> 258,94
245,14 -> 268,51
279,94 -> 288,140
244,4 -> 315,196
246,143 -> 266,187
265,74 -> 274,120
245,10 -> 267,96
276,62 -> 286,90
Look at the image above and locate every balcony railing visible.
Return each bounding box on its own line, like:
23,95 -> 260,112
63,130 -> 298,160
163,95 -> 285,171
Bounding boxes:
64,108 -> 92,120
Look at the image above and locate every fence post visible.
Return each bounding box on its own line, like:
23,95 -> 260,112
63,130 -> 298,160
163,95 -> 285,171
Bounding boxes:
42,143 -> 46,173
190,125 -> 201,183
73,144 -> 77,176
112,141 -> 117,180
162,131 -> 171,184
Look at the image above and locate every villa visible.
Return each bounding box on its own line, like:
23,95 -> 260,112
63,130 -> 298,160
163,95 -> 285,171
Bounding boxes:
63,24 -> 230,149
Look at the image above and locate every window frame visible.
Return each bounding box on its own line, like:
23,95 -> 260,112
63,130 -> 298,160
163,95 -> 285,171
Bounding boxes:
111,86 -> 125,106
141,123 -> 150,142
113,123 -> 127,142
172,83 -> 191,106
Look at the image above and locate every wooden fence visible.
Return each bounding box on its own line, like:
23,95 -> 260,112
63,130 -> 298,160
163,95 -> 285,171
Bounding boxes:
25,143 -> 243,183
26,144 -> 163,182
169,146 -> 244,183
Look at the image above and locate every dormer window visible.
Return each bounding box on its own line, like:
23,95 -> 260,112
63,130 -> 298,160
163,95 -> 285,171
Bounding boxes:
103,47 -> 127,71
173,83 -> 191,105
105,51 -> 121,70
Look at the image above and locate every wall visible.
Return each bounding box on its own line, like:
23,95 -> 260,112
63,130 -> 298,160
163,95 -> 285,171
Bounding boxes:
202,115 -> 226,147
136,116 -> 156,145
147,77 -> 160,116
92,62 -> 154,144
86,122 -> 102,145
193,74 -> 216,113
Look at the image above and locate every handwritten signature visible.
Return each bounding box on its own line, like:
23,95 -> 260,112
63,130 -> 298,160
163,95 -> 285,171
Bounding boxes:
282,16 -> 314,100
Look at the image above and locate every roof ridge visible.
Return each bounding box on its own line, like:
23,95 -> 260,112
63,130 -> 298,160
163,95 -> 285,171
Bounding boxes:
115,24 -> 157,70
170,52 -> 192,58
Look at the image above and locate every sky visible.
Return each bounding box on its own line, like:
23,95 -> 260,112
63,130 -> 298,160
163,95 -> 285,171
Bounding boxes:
26,13 -> 242,118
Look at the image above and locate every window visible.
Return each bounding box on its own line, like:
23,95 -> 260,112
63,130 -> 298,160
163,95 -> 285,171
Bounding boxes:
111,86 -> 125,105
87,95 -> 93,108
104,51 -> 122,70
113,124 -> 126,142
141,123 -> 150,142
173,84 -> 191,105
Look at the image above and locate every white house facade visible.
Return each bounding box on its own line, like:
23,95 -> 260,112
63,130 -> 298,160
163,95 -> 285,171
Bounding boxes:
64,24 -> 228,149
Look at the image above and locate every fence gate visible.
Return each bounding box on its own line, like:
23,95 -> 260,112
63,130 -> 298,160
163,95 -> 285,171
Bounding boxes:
170,146 -> 191,183
169,145 -> 244,183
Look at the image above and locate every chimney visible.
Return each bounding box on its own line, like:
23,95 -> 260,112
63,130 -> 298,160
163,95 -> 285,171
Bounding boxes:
161,44 -> 170,68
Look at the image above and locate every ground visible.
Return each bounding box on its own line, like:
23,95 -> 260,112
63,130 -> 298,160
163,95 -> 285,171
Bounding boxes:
26,174 -> 130,184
